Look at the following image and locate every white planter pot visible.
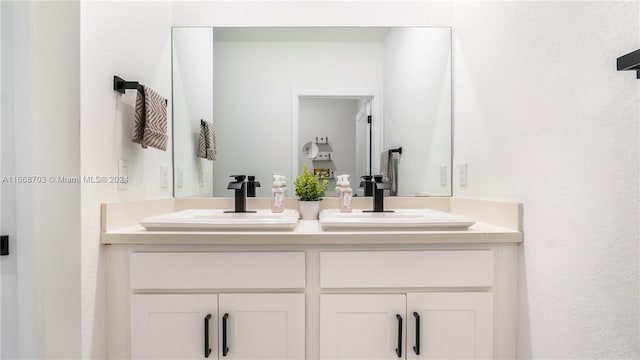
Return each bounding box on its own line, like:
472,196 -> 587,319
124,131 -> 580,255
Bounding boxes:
298,201 -> 321,220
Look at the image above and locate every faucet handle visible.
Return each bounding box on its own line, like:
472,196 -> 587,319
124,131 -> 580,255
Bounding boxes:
247,176 -> 261,187
230,175 -> 246,182
359,175 -> 373,187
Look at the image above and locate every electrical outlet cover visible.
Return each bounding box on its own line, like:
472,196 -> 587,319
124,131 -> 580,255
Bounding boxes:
118,160 -> 128,190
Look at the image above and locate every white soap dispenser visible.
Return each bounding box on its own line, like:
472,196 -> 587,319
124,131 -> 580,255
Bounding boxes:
271,174 -> 286,213
336,174 -> 353,213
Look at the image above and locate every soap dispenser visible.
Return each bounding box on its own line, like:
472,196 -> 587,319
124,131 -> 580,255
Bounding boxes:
336,174 -> 353,213
271,174 -> 286,213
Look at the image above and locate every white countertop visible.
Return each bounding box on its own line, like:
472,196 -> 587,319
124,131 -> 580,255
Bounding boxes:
101,220 -> 521,245
100,197 -> 523,245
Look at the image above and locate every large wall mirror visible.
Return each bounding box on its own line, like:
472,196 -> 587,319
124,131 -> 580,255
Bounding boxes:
172,27 -> 451,198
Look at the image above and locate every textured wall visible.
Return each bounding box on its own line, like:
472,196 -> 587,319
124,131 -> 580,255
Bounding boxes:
452,2 -> 639,358
77,2 -> 639,359
80,2 -> 173,358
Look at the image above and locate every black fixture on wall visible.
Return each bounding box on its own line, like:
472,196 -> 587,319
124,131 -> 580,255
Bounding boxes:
1,235 -> 8,256
113,75 -> 168,105
617,49 -> 640,79
389,147 -> 403,155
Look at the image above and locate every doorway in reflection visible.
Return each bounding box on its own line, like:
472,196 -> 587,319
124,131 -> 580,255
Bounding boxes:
297,97 -> 373,197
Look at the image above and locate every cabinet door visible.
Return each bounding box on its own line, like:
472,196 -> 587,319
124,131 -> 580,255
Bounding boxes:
320,294 -> 406,359
407,293 -> 493,360
131,294 -> 218,360
218,293 -> 305,360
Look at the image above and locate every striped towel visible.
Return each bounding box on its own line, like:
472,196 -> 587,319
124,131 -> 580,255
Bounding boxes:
197,120 -> 217,160
132,85 -> 168,151
380,150 -> 399,196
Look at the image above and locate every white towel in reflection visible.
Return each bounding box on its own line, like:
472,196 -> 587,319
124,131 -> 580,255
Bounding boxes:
380,150 -> 399,196
197,119 -> 217,160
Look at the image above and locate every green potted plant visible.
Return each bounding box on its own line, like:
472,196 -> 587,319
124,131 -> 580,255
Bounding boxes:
294,165 -> 329,219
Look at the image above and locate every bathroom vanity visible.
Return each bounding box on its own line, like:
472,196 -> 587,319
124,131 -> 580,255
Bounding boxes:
102,197 -> 522,360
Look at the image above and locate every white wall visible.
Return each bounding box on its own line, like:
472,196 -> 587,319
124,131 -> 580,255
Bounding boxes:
212,40 -> 383,196
298,98 -> 358,197
2,1 -> 81,358
70,2 -> 638,359
383,27 -> 451,196
0,3 -> 21,357
172,27 -> 214,197
172,1 -> 639,359
80,2 -> 173,358
452,2 -> 639,358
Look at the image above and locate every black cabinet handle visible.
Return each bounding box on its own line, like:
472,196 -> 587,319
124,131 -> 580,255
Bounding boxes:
204,314 -> 212,358
413,312 -> 420,355
222,313 -> 229,357
395,314 -> 403,358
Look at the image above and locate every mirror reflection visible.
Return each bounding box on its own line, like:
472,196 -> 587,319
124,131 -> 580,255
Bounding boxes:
172,27 -> 451,198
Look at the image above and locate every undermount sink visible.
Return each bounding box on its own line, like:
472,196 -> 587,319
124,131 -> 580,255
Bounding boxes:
319,208 -> 475,231
139,209 -> 300,231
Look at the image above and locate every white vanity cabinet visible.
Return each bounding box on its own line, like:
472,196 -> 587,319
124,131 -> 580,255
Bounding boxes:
103,197 -> 522,360
131,294 -> 218,360
131,293 -> 305,360
319,293 -> 493,360
319,251 -> 497,360
406,292 -> 493,359
320,294 -> 407,359
127,252 -> 306,360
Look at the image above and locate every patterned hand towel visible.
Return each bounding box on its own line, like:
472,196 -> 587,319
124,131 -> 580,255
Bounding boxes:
132,85 -> 168,151
380,150 -> 399,196
197,120 -> 217,160
132,87 -> 147,148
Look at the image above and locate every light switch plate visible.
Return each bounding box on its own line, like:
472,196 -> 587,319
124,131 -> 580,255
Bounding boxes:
160,164 -> 169,189
440,164 -> 447,186
199,166 -> 204,187
458,162 -> 467,187
118,160 -> 128,190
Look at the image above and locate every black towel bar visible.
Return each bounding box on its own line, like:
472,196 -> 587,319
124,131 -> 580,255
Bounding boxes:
389,147 -> 402,155
113,75 -> 167,105
617,49 -> 640,79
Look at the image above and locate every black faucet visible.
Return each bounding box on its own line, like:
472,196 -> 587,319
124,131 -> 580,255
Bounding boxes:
246,176 -> 261,197
364,175 -> 393,213
226,175 -> 256,213
359,175 -> 374,197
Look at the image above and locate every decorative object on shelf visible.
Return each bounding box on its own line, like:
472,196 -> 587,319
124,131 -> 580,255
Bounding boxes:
315,152 -> 331,161
302,141 -> 319,159
617,49 -> 640,79
315,136 -> 329,144
314,168 -> 332,179
294,165 -> 329,219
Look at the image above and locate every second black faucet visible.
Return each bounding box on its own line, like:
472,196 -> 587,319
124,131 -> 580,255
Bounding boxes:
226,175 -> 259,213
